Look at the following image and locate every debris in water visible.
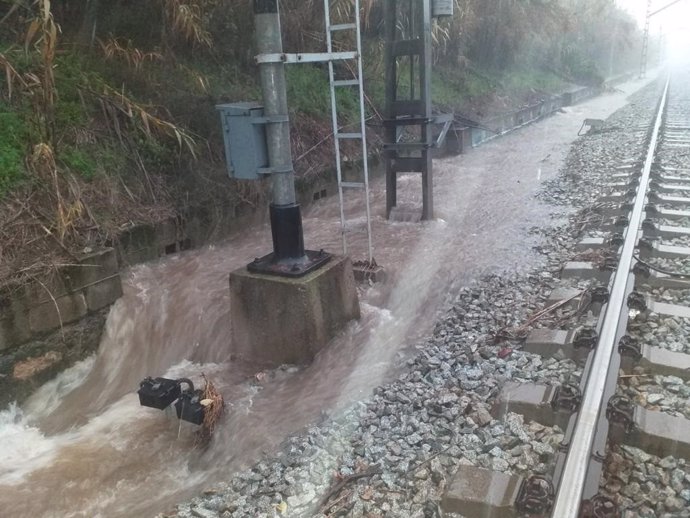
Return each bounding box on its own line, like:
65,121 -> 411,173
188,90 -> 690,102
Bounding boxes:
195,374 -> 225,446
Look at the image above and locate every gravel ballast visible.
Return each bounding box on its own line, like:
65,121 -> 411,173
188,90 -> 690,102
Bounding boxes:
163,79 -> 683,518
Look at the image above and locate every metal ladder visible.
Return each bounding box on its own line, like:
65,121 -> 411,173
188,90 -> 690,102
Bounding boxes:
323,0 -> 374,263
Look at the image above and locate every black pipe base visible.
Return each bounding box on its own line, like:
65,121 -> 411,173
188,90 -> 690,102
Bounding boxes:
270,203 -> 305,261
247,249 -> 331,278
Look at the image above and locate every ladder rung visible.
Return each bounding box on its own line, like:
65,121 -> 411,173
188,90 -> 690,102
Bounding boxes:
329,23 -> 356,31
336,132 -> 363,139
340,181 -> 365,189
333,79 -> 360,87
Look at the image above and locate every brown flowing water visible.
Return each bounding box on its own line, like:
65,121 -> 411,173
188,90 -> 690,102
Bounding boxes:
0,78 -> 653,517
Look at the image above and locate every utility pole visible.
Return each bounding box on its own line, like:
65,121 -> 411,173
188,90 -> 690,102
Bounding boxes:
250,0 -> 329,276
640,0 -> 686,77
227,0 -> 361,367
640,0 -> 652,78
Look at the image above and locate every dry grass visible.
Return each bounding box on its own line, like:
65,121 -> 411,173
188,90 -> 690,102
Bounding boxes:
100,38 -> 163,70
0,183 -> 176,287
164,0 -> 215,47
97,83 -> 198,158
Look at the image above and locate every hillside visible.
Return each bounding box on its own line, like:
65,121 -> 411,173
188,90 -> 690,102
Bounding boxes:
0,0 -> 643,284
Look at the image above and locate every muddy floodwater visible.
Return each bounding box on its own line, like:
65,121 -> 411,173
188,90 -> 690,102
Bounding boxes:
0,76 -> 656,517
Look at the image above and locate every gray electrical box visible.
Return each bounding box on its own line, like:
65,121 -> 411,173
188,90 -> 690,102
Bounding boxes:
216,102 -> 269,180
432,0 -> 453,17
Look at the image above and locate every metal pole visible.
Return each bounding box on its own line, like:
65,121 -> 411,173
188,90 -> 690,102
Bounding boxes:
639,0 -> 651,79
384,0 -> 397,218
254,0 -> 305,262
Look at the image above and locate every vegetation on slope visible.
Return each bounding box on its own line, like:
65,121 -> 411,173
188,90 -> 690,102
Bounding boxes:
0,0 -> 643,283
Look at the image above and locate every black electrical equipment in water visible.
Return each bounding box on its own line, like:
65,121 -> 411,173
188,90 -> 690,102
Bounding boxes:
175,389 -> 205,425
138,377 -> 182,409
137,376 -> 205,425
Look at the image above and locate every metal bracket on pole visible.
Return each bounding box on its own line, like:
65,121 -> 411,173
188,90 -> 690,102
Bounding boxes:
256,52 -> 358,64
257,165 -> 293,175
251,114 -> 290,124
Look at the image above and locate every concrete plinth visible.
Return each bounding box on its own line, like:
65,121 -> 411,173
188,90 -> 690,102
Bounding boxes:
229,255 -> 360,365
560,261 -> 612,283
617,405 -> 690,460
621,344 -> 690,380
442,465 -> 522,518
492,382 -> 572,431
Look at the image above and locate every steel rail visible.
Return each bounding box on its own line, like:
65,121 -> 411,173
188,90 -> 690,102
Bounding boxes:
551,75 -> 671,518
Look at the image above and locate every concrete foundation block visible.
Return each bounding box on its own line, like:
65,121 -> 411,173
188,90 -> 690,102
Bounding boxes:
622,406 -> 690,460
155,218 -> 180,247
0,315 -> 30,351
229,255 -> 360,365
64,248 -> 119,292
442,465 -> 521,518
0,291 -> 31,350
560,261 -> 612,283
492,382 -> 572,430
85,275 -> 123,311
640,271 -> 690,290
546,287 -> 583,309
22,273 -> 69,306
524,328 -> 572,358
631,345 -> 690,380
575,237 -> 606,251
117,224 -> 158,265
648,300 -> 690,319
28,293 -> 88,334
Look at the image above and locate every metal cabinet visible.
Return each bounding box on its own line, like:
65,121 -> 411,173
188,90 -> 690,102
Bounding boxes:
216,102 -> 269,180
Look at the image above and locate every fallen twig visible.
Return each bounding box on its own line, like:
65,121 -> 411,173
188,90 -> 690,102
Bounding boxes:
319,465 -> 382,511
494,290 -> 584,342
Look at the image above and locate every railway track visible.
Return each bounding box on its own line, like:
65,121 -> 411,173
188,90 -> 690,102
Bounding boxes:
443,72 -> 690,517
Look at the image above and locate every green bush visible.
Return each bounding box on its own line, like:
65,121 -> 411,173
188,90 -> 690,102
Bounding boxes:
0,107 -> 27,196
61,147 -> 97,179
286,65 -> 359,123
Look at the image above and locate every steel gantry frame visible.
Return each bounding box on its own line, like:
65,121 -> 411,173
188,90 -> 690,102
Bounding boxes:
384,0 -> 433,221
383,0 -> 452,221
639,0 -> 686,78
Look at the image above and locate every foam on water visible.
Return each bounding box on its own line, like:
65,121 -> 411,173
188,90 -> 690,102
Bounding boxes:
0,403 -> 63,484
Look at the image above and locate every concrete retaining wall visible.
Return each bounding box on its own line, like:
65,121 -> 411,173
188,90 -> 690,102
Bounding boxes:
0,171 -> 350,406
442,72 -> 635,154
0,248 -> 121,350
0,72 -> 636,406
0,249 -> 121,406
